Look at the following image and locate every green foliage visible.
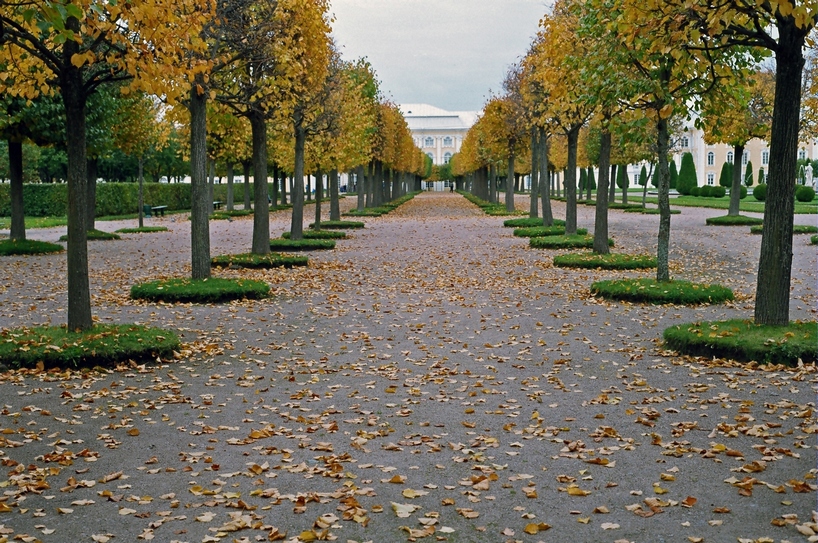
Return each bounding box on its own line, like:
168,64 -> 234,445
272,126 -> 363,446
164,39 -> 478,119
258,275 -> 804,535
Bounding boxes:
529,235 -> 613,249
699,185 -> 712,197
459,191 -> 524,216
587,168 -> 596,190
211,209 -> 253,220
811,235 -> 818,245
269,238 -> 336,251
705,215 -> 764,226
578,168 -> 587,192
591,278 -> 734,305
616,164 -> 629,189
59,229 -> 121,241
712,186 -> 726,198
553,252 -> 656,270
281,230 -> 346,240
690,186 -> 701,197
750,224 -> 818,235
662,319 -> 817,366
753,183 -> 767,201
744,161 -> 754,186
504,217 -> 566,227
677,152 -> 698,195
0,324 -> 180,370
211,253 -> 308,269
609,203 -> 642,210
669,160 -> 678,189
638,165 -> 647,186
0,239 -> 64,255
513,226 -> 587,237
641,194 -> 816,214
718,161 -> 733,188
736,185 -> 748,199
309,220 -> 365,229
795,185 -> 815,202
131,277 -> 269,303
114,226 -> 169,234
757,169 -> 765,186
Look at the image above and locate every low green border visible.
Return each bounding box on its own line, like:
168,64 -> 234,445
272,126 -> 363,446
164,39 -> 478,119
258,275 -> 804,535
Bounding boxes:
750,224 -> 818,235
211,253 -> 308,269
503,217 -> 566,228
705,215 -> 764,226
310,220 -> 365,229
115,226 -> 169,234
0,239 -> 64,255
591,278 -> 734,305
530,235 -> 613,249
514,226 -> 587,238
553,253 -> 656,270
270,238 -> 336,251
131,277 -> 269,303
282,230 -> 346,240
59,229 -> 121,241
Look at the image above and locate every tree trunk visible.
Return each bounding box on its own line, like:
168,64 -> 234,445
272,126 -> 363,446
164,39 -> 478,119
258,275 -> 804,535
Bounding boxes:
243,161 -> 252,209
656,108 -> 672,283
539,127 -> 553,227
356,165 -> 365,212
391,168 -> 400,200
315,168 -> 323,226
565,125 -> 580,235
728,144 -> 744,216
207,158 -> 215,206
189,81 -> 211,280
86,157 -> 97,231
586,167 -> 593,201
8,140 -> 25,241
329,169 -> 340,221
270,163 -> 279,208
226,162 -> 234,211
529,127 -> 539,218
506,154 -> 515,212
290,111 -> 306,240
61,23 -> 93,331
609,164 -> 617,203
489,164 -> 497,203
374,160 -> 384,206
138,157 -> 144,229
755,26 -> 805,326
593,130 -> 612,255
249,110 -> 270,254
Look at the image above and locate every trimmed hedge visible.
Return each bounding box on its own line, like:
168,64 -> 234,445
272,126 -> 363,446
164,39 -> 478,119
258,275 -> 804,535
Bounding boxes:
503,217 -> 566,228
115,226 -> 169,234
459,191 -> 525,216
211,253 -> 308,269
59,229 -> 121,241
608,203 -> 643,210
131,277 -> 269,303
553,252 -> 656,270
530,235 -> 613,249
705,215 -> 764,226
211,209 -> 253,220
281,230 -> 346,240
0,239 -> 64,255
750,224 -> 818,235
0,324 -> 180,370
811,235 -> 818,245
310,220 -> 365,229
663,319 -> 817,366
270,238 -> 336,251
753,184 -> 767,201
796,185 -> 816,202
514,226 -> 587,237
591,278 -> 734,305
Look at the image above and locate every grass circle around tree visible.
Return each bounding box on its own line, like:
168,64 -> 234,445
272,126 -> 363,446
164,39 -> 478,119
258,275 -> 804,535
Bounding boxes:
750,224 -> 818,235
514,226 -> 586,238
553,252 -> 656,270
530,235 -> 613,250
59,229 -> 121,242
310,220 -> 365,229
131,277 -> 269,303
625,208 -> 681,215
270,238 -> 336,251
663,319 -> 817,366
0,324 -> 180,370
811,235 -> 818,245
211,252 -> 308,269
211,209 -> 253,220
705,215 -> 764,226
503,217 -> 566,228
0,239 -> 64,256
115,226 -> 169,234
591,278 -> 734,305
281,230 -> 346,240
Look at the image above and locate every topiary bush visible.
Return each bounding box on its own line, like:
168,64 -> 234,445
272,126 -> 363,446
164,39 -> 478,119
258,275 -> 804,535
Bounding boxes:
753,183 -> 767,201
591,278 -> 734,305
663,319 -> 817,366
310,220 -> 365,229
699,185 -> 712,197
705,215 -> 764,226
115,226 -> 169,234
553,252 -> 656,270
811,235 -> 818,245
689,186 -> 701,197
504,217 -> 566,228
59,229 -> 121,241
530,235 -> 613,249
795,185 -> 816,202
131,277 -> 269,303
0,239 -> 64,255
676,152 -> 698,195
712,186 -> 726,198
270,238 -> 336,251
737,185 -> 748,199
212,252 -> 308,269
281,230 -> 346,240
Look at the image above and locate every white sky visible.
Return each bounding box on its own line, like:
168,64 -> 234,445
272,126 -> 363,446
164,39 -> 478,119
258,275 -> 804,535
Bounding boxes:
329,0 -> 549,113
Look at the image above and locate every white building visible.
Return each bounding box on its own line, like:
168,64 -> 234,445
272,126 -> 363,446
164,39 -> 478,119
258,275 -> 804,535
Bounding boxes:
401,103 -> 478,168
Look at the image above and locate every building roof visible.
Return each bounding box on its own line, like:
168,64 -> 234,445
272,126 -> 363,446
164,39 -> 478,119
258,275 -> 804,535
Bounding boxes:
400,103 -> 479,131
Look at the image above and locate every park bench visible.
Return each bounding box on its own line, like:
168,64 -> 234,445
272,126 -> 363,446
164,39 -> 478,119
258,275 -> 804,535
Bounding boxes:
142,205 -> 168,217
213,201 -> 223,210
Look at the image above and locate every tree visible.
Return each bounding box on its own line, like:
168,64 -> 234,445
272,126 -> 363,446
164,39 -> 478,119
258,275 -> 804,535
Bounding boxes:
616,163 -> 630,204
638,164 -> 647,186
744,160 -> 754,186
677,153 -> 698,195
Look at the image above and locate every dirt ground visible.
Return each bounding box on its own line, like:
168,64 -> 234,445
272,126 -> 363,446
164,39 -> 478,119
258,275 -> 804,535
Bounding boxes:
0,193 -> 815,543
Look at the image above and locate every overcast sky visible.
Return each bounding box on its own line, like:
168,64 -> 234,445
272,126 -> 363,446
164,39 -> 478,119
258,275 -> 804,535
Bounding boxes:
329,0 -> 548,113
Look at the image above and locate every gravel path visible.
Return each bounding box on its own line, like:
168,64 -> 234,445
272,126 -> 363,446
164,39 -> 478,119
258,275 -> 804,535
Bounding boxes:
0,193 -> 815,543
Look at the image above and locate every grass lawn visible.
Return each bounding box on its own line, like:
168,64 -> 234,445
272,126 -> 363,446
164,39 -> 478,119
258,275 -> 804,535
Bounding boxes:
642,195 -> 817,214
0,239 -> 64,255
591,278 -> 734,305
553,252 -> 656,270
115,226 -> 169,234
530,235 -> 613,249
131,277 -> 270,303
212,253 -> 308,269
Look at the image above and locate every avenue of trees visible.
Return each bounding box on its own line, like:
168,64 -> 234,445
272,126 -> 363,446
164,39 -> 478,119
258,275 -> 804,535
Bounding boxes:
451,0 -> 818,327
0,0 -> 425,331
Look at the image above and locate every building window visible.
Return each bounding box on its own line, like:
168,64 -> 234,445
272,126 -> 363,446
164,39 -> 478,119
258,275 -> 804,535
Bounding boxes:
707,152 -> 715,166
681,136 -> 689,148
443,152 -> 452,164
742,153 -> 748,165
799,149 -> 806,160
707,172 -> 715,185
726,151 -> 733,163
762,150 -> 769,165
424,137 -> 434,147
443,136 -> 453,147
